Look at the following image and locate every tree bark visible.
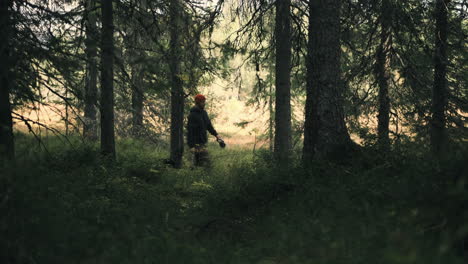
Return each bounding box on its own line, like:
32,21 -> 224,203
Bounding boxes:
274,0 -> 292,162
83,0 -> 98,141
131,0 -> 146,137
269,77 -> 274,153
0,0 -> 14,161
169,0 -> 184,168
131,54 -> 144,137
100,0 -> 116,160
303,0 -> 351,162
374,0 -> 392,149
131,64 -> 144,136
431,0 -> 449,156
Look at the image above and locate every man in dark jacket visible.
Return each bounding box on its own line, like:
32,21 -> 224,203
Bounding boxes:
187,94 -> 222,167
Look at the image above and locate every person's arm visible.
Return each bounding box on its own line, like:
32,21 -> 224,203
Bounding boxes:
204,111 -> 220,139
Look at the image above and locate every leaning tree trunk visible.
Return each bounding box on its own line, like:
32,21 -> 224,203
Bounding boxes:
303,0 -> 351,162
374,0 -> 392,149
169,0 -> 184,168
274,0 -> 292,162
131,0 -> 147,137
83,0 -> 98,141
0,0 -> 14,161
100,0 -> 116,160
431,0 -> 449,157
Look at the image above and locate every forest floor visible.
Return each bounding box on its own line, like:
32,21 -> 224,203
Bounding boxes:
1,134 -> 468,264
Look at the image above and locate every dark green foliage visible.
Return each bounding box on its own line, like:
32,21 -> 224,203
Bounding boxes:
2,1 -> 468,263
2,136 -> 467,263
342,0 -> 467,145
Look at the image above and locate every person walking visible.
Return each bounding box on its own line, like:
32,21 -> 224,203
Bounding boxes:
187,94 -> 222,167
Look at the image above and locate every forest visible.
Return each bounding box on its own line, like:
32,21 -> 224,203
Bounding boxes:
0,0 -> 467,263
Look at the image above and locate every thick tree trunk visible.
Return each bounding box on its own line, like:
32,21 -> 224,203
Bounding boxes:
100,0 -> 116,159
274,0 -> 292,162
303,0 -> 351,162
374,0 -> 392,149
431,0 -> 449,156
83,0 -> 98,141
0,0 -> 14,161
131,0 -> 146,137
169,0 -> 184,168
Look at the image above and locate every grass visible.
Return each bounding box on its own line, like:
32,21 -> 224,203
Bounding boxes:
1,134 -> 467,263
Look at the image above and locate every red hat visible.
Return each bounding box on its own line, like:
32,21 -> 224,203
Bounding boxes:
194,94 -> 206,102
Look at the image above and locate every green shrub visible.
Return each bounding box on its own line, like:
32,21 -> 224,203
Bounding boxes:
1,135 -> 467,263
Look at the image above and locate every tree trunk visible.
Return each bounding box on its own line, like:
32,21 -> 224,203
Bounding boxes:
0,0 -> 14,161
131,62 -> 144,136
83,0 -> 98,141
169,0 -> 184,168
374,0 -> 392,149
131,0 -> 146,137
274,0 -> 292,162
303,0 -> 351,162
431,0 -> 449,156
269,78 -> 274,152
100,0 -> 116,160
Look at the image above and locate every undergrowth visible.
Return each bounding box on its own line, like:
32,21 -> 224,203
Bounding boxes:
1,134 -> 467,263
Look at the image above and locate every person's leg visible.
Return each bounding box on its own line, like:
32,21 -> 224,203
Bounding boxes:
199,146 -> 211,168
193,145 -> 202,167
